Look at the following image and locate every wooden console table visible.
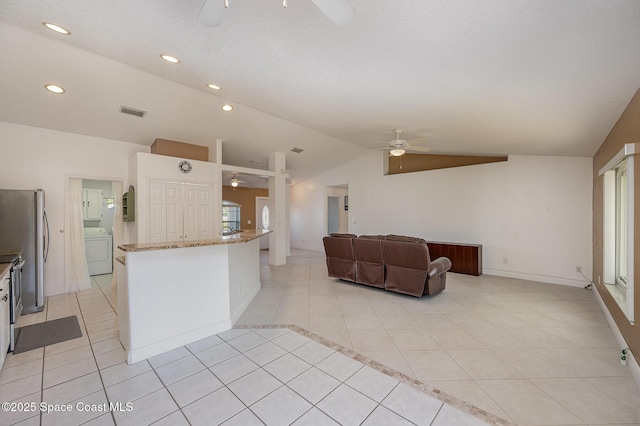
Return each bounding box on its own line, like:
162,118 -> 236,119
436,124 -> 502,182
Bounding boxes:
427,241 -> 482,276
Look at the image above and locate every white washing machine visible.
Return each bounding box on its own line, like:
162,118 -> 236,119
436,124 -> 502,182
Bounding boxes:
84,227 -> 113,275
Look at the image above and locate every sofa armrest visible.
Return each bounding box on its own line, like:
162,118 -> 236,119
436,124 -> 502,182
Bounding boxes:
428,257 -> 452,278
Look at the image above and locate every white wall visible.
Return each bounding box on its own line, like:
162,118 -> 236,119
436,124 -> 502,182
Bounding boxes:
291,152 -> 593,287
0,121 -> 148,296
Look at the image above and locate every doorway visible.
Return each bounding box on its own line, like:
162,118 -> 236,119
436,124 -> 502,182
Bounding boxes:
65,177 -> 124,295
256,196 -> 270,250
326,185 -> 349,235
327,196 -> 340,234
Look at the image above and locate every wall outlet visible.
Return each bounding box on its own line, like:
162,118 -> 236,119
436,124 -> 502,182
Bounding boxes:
247,219 -> 252,225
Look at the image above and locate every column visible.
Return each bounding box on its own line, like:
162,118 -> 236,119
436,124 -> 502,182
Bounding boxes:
269,152 -> 287,266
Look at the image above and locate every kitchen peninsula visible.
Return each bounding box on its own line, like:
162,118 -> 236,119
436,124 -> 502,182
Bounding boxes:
116,229 -> 270,364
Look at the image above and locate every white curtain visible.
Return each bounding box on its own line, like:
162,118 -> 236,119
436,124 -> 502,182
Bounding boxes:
111,182 -> 124,287
65,178 -> 91,292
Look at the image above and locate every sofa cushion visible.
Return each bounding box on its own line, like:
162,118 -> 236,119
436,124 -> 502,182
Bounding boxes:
323,236 -> 356,281
382,239 -> 431,297
353,237 -> 385,288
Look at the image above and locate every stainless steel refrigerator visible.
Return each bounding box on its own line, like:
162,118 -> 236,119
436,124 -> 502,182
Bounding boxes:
0,189 -> 48,313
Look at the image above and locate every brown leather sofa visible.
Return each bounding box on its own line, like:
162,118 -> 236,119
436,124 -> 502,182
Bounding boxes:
353,235 -> 386,289
322,233 -> 452,297
322,233 -> 357,281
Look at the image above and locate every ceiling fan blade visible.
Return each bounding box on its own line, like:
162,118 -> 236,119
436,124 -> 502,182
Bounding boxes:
311,0 -> 354,26
407,146 -> 431,153
198,0 -> 225,27
407,137 -> 430,144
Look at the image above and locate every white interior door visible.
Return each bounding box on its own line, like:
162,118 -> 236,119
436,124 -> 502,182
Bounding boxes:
256,196 -> 270,249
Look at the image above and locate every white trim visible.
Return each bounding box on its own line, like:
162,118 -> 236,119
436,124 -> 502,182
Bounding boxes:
598,143 -> 639,176
483,269 -> 590,288
221,163 -> 282,177
625,158 -> 635,321
601,146 -> 635,322
231,284 -> 261,325
592,286 -> 640,388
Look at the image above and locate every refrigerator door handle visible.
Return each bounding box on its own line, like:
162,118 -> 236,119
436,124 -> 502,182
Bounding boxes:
43,209 -> 50,263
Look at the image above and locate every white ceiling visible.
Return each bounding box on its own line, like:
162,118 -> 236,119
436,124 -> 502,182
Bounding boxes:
1,0 -> 639,184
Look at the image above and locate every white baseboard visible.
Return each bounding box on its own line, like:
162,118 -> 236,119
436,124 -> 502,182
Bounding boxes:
126,320 -> 233,364
231,282 -> 261,325
484,268 -> 590,288
592,285 -> 640,388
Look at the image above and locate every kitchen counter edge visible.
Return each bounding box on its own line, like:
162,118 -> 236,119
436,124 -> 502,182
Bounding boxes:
118,229 -> 272,253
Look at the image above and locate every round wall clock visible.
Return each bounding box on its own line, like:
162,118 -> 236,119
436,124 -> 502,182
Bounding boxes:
178,160 -> 192,174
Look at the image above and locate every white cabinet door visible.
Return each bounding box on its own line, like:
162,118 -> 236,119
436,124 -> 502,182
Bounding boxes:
149,181 -> 212,243
166,183 -> 183,242
149,181 -> 168,243
183,184 -> 199,241
82,188 -> 103,220
197,185 -> 214,239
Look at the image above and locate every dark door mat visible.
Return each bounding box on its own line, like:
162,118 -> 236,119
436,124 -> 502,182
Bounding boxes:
13,315 -> 83,354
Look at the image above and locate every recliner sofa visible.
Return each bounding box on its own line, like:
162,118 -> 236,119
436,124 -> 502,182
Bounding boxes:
322,233 -> 452,297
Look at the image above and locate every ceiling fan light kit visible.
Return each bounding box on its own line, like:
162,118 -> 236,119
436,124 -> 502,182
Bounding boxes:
229,175 -> 246,187
198,0 -> 354,27
378,129 -> 431,157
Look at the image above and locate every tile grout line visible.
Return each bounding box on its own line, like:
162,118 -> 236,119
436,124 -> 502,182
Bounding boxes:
80,276 -> 118,426
238,324 -> 515,426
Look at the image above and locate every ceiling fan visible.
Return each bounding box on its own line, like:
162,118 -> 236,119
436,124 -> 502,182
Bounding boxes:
198,0 -> 355,27
229,175 -> 246,187
379,129 -> 431,157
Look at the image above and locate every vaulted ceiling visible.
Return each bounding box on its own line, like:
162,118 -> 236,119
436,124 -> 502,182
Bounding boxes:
1,1 -> 639,184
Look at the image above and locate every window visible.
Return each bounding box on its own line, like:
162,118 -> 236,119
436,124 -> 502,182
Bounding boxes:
615,161 -> 628,287
601,145 -> 635,323
222,200 -> 241,235
261,205 -> 270,231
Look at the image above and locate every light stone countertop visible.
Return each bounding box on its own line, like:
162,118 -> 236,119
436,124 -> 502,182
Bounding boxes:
118,229 -> 271,253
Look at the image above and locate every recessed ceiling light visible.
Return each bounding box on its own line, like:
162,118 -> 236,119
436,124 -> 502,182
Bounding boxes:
207,84 -> 221,90
44,84 -> 65,94
222,104 -> 233,112
42,22 -> 70,35
160,54 -> 180,64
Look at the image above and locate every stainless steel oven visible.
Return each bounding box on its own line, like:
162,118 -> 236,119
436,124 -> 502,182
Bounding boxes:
0,254 -> 24,351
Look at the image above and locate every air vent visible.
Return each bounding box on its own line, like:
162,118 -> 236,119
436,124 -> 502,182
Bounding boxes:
291,147 -> 304,154
120,106 -> 146,118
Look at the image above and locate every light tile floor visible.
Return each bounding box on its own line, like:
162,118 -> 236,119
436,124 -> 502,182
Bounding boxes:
0,249 -> 638,425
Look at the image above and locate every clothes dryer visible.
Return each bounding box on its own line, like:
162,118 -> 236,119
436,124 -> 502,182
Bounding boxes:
84,227 -> 113,275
